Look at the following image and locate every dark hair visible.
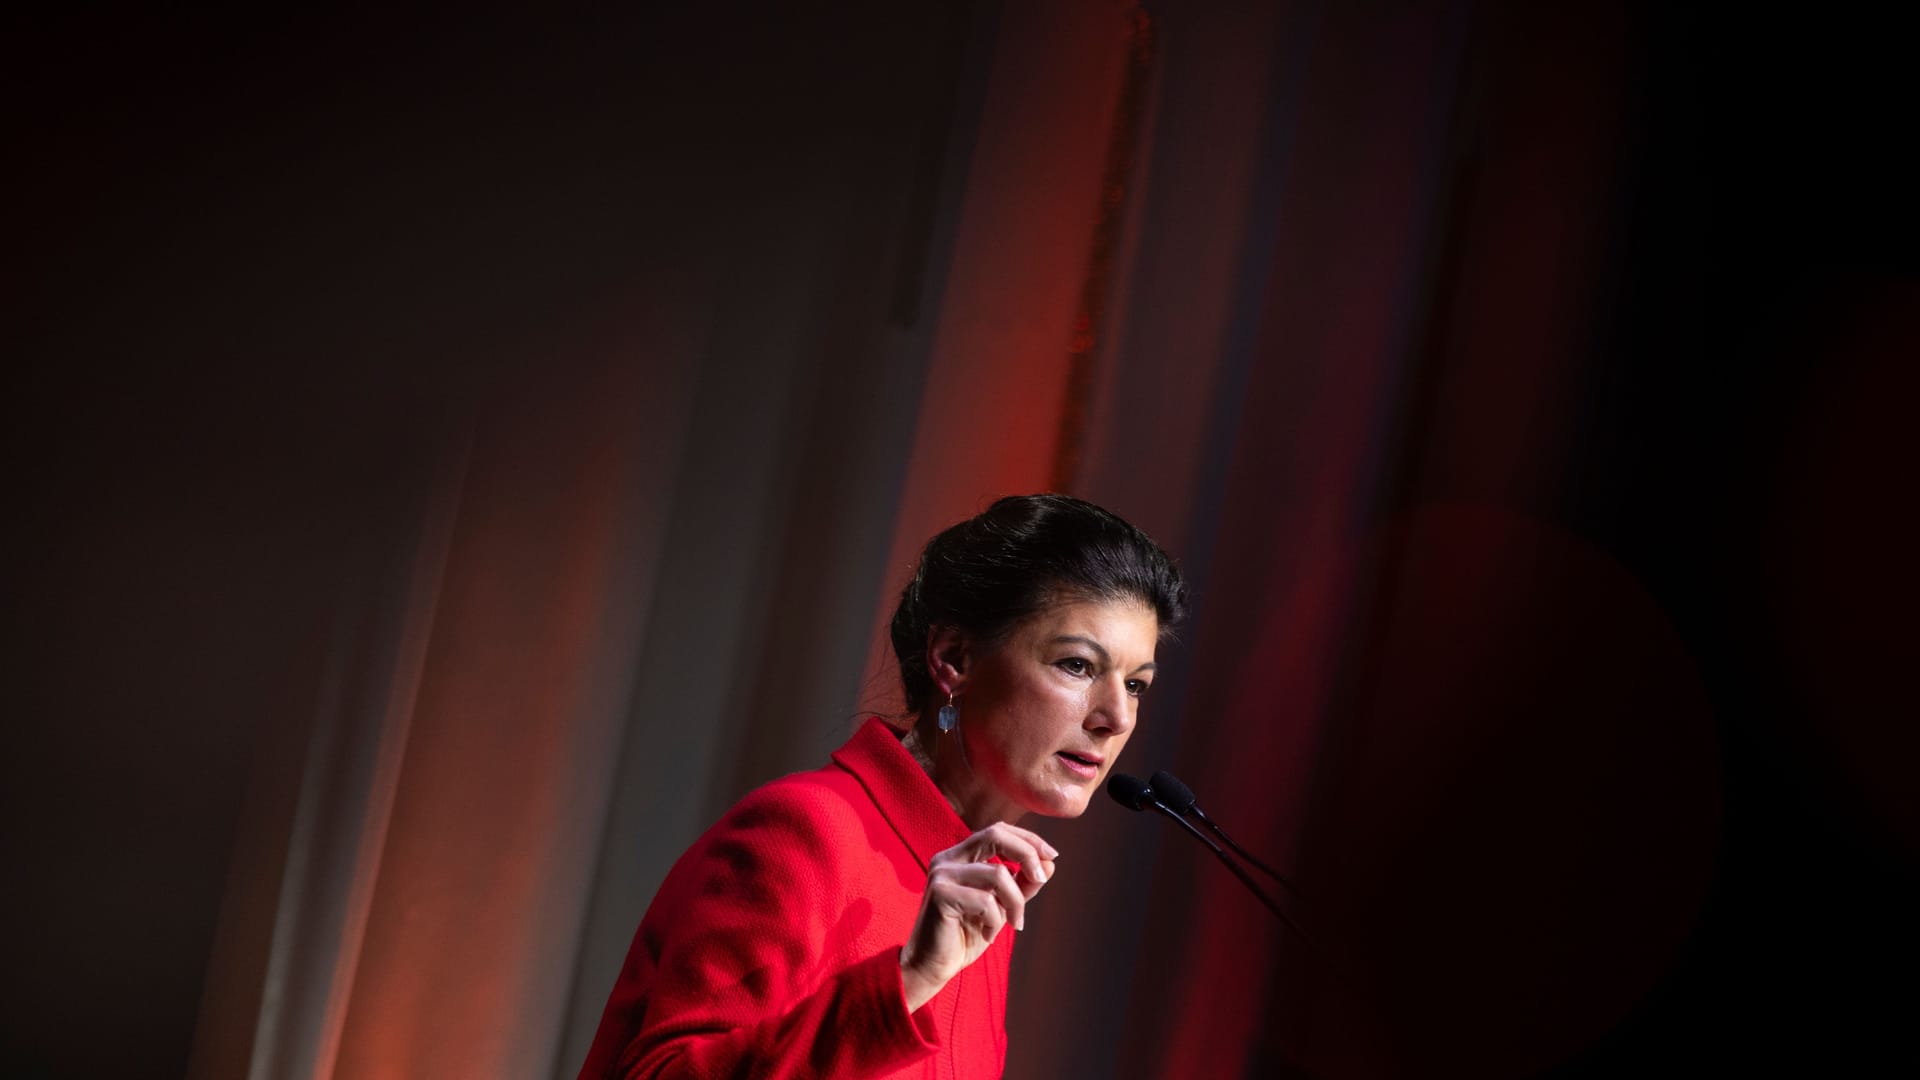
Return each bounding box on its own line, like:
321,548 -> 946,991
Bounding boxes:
889,493 -> 1188,714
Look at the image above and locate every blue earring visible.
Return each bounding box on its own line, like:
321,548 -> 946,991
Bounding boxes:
937,692 -> 958,733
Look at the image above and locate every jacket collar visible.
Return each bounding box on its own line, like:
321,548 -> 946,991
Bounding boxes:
832,717 -> 969,871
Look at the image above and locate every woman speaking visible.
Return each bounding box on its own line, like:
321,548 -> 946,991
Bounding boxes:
578,494 -> 1188,1079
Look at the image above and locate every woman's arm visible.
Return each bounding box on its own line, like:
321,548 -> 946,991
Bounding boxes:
601,785 -> 939,1080
619,952 -> 939,1079
898,822 -> 1057,1011
595,790 -> 1056,1080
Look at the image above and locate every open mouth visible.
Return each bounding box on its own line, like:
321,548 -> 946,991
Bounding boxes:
1055,751 -> 1100,777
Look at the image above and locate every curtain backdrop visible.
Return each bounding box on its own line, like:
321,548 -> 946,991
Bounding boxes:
4,2 -> 1914,1078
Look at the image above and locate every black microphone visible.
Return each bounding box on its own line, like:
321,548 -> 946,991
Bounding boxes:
1149,770 -> 1302,899
1104,772 -> 1155,811
1106,773 -> 1311,946
1105,773 -> 1233,862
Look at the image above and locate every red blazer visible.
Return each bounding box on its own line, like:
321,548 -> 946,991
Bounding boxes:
578,718 -> 1015,1079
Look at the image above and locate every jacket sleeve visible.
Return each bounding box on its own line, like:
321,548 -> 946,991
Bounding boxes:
606,785 -> 941,1080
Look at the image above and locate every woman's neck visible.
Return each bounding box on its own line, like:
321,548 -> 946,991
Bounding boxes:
903,718 -> 1024,831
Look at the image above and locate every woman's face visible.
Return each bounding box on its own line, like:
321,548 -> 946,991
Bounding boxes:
946,596 -> 1161,823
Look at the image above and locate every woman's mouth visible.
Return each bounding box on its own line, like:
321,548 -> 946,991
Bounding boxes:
1054,751 -> 1101,779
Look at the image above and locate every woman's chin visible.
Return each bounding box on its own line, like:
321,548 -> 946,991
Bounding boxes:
1028,787 -> 1093,819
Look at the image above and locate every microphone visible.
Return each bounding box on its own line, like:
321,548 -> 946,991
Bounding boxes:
1106,774 -> 1229,859
1106,773 -> 1312,946
1103,772 -> 1157,812
1149,770 -> 1302,899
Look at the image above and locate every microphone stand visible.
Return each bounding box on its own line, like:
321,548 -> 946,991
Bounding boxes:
1142,797 -> 1317,950
1151,770 -> 1304,899
1200,816 -> 1297,893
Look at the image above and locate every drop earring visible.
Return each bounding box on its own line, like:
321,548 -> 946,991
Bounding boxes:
937,692 -> 958,733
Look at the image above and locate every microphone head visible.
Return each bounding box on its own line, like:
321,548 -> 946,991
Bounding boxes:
1106,772 -> 1154,811
1149,770 -> 1196,813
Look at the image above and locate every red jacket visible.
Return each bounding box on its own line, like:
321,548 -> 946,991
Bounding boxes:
578,718 -> 1015,1079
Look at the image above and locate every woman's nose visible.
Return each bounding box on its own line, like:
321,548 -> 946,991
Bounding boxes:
1087,677 -> 1135,735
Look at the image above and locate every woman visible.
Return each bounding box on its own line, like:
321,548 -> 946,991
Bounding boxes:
578,494 -> 1188,1079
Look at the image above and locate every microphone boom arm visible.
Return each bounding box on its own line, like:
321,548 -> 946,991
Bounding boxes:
1145,798 -> 1316,949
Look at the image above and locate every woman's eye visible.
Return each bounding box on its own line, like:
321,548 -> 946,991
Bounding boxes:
1125,679 -> 1149,697
1057,657 -> 1092,676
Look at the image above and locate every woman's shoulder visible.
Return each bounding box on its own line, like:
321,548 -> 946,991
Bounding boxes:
713,760 -> 875,848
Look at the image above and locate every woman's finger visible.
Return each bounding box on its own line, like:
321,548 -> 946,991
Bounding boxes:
929,877 -> 1009,938
987,821 -> 1061,862
966,823 -> 1057,898
940,861 -> 1028,931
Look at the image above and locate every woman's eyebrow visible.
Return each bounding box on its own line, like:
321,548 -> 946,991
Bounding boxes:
1049,634 -> 1110,663
1047,635 -> 1157,673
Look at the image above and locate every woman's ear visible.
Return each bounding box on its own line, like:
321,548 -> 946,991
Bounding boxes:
925,624 -> 971,698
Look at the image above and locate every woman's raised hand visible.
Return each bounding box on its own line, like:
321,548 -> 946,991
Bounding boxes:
898,822 -> 1059,1012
